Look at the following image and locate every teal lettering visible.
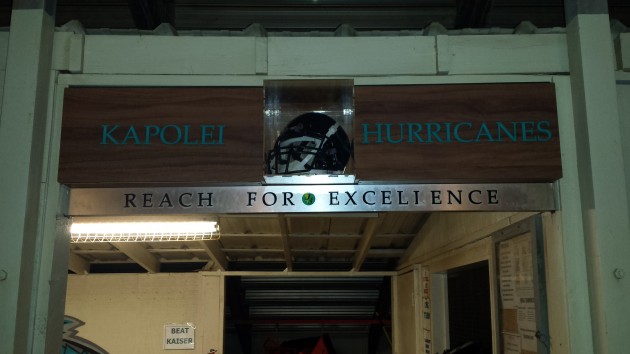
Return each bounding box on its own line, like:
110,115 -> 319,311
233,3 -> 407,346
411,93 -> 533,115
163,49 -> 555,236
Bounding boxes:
385,124 -> 404,144
407,123 -> 424,143
122,126 -> 141,145
475,123 -> 494,142
101,125 -> 120,144
454,122 -> 473,143
537,121 -> 552,142
183,125 -> 199,145
144,125 -> 160,144
496,122 -> 517,142
362,123 -> 383,144
520,121 -> 536,142
443,122 -> 452,142
101,124 -> 228,145
217,125 -> 225,145
426,123 -> 443,143
201,125 -> 215,145
161,125 -> 182,144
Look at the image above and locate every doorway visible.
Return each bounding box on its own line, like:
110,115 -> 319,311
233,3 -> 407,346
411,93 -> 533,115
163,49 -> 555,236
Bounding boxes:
445,261 -> 492,354
224,275 -> 393,354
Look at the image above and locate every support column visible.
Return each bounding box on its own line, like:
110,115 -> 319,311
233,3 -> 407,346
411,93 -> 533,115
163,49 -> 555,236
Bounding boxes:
0,1 -> 60,353
565,8 -> 630,354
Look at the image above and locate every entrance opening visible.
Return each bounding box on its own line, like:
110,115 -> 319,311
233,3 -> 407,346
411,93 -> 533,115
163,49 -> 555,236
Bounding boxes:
445,261 -> 492,354
62,211 -> 550,353
224,276 -> 392,354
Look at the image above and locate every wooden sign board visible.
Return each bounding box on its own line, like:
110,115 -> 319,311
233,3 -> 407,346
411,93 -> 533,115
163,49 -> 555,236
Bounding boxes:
354,84 -> 561,182
59,87 -> 263,186
59,83 -> 561,186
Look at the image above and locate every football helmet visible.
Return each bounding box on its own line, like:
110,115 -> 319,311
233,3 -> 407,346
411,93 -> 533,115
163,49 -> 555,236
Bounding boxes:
266,112 -> 352,175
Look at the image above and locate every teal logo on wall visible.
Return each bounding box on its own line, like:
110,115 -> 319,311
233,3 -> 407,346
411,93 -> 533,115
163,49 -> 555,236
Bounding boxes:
302,193 -> 316,206
61,316 -> 108,354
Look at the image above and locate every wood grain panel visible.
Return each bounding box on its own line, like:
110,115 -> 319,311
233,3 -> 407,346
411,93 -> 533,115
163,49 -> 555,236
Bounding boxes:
59,87 -> 263,186
354,84 -> 561,182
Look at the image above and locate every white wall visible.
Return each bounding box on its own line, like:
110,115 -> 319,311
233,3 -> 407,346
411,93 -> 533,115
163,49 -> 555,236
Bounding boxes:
617,33 -> 630,71
0,31 -> 8,118
399,212 -> 535,269
393,269 -> 419,354
49,30 -> 570,78
617,81 -> 630,216
65,273 -> 224,354
396,212 -> 543,354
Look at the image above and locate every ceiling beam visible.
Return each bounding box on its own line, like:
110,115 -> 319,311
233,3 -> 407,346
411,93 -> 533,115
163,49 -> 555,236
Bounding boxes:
201,260 -> 216,271
127,0 -> 174,30
278,214 -> 294,271
198,240 -> 228,271
111,242 -> 160,273
224,248 -> 405,257
565,0 -> 609,24
68,252 -> 89,275
351,218 -> 382,272
13,0 -> 56,14
73,248 -> 406,257
226,271 -> 396,277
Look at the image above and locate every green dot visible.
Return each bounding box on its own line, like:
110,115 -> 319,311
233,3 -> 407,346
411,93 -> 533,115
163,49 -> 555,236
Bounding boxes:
302,193 -> 316,206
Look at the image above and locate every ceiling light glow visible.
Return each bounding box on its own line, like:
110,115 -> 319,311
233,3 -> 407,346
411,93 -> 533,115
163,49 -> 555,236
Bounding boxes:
70,221 -> 219,243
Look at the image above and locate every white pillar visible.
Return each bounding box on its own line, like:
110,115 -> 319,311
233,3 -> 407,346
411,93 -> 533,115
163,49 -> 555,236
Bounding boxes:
0,5 -> 67,354
565,14 -> 630,354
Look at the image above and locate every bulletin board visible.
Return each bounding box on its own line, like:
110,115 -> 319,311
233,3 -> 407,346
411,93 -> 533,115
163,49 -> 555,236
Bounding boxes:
494,216 -> 549,354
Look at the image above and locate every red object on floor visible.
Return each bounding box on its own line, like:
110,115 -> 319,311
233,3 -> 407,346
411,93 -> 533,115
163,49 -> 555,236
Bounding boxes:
310,336 -> 328,354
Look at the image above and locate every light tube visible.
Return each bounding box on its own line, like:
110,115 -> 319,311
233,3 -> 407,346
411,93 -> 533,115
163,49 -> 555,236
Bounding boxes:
70,221 -> 219,243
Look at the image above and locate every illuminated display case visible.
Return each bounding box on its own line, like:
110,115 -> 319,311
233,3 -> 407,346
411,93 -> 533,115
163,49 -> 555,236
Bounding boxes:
263,79 -> 355,184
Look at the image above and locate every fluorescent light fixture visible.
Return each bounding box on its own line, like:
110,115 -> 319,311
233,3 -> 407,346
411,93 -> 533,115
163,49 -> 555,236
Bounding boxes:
70,220 -> 220,243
